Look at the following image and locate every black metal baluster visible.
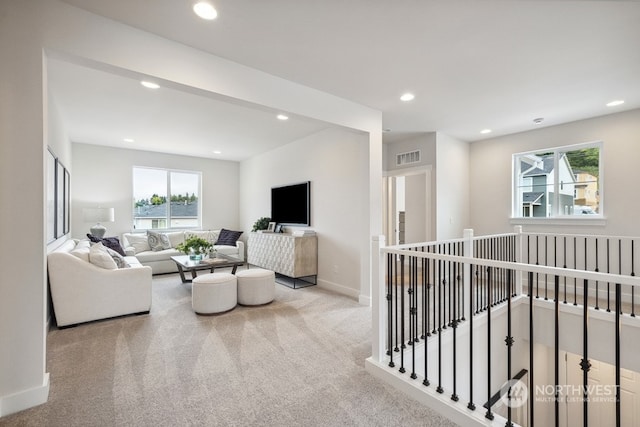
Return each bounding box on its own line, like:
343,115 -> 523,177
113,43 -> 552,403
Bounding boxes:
545,236 -> 549,301
432,248 -> 437,335
563,236 -> 568,304
426,247 -> 431,336
574,237 -> 578,306
505,269 -> 514,427
437,260 -> 444,394
409,255 -> 417,379
394,252 -> 400,353
485,266 -> 494,420
421,250 -> 426,340
529,271 -> 535,427
399,255 -> 406,373
632,240 -> 636,318
616,282 -> 621,427
607,239 -> 611,313
595,239 -> 600,310
468,262 -> 475,411
554,275 -> 559,427
447,243 -> 452,328
387,254 -> 395,367
423,258 -> 432,388
536,235 -> 540,299
580,278 -> 590,427
451,261 -> 459,402
585,238 -> 588,309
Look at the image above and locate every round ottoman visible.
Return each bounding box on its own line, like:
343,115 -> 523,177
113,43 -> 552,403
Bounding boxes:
192,272 -> 237,314
236,268 -> 275,306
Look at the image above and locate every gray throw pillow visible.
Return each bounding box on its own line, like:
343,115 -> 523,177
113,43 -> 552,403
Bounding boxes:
147,230 -> 172,251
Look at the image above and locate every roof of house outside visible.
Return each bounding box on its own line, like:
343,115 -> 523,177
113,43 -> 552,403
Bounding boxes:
522,192 -> 544,204
134,201 -> 198,218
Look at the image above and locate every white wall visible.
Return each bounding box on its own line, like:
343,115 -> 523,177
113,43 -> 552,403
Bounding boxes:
435,133 -> 471,240
240,128 -> 368,299
71,143 -> 239,239
0,1 -> 49,417
469,109 -> 640,236
1,0 -> 381,416
405,174 -> 427,243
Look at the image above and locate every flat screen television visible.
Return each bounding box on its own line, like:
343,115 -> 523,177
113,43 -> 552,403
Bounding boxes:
271,181 -> 310,226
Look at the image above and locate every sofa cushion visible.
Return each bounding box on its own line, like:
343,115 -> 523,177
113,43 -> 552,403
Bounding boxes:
89,242 -> 118,270
135,248 -> 182,263
147,230 -> 172,251
166,231 -> 186,248
126,234 -> 151,254
215,228 -> 243,246
188,230 -> 219,244
71,246 -> 91,262
105,247 -> 130,268
87,234 -> 126,256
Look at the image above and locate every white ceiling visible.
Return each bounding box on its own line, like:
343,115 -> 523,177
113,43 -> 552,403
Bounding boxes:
52,0 -> 640,158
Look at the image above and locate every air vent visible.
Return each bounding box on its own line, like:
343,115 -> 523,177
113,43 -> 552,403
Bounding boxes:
396,150 -> 421,166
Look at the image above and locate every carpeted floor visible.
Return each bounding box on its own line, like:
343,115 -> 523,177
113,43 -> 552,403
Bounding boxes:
1,273 -> 458,427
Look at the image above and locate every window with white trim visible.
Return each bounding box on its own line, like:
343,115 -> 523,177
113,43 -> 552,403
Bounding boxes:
513,142 -> 602,218
132,167 -> 201,230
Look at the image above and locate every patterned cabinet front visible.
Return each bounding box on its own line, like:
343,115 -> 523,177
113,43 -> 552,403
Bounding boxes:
247,232 -> 317,278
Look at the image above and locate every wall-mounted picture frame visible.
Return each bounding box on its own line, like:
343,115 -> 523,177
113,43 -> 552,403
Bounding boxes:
267,221 -> 276,232
55,159 -> 65,238
46,148 -> 56,243
64,167 -> 70,235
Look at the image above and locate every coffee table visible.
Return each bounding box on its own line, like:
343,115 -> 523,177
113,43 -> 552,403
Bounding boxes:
170,253 -> 245,283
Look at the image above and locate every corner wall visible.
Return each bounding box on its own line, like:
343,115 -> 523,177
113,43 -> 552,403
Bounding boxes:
239,128 -> 368,299
71,143 -> 240,239
469,109 -> 640,236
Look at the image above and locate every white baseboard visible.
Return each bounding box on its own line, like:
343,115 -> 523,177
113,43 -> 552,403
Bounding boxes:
317,279 -> 359,300
0,373 -> 50,418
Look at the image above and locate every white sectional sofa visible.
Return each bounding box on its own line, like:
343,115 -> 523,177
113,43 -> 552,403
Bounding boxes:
47,239 -> 152,327
121,229 -> 244,275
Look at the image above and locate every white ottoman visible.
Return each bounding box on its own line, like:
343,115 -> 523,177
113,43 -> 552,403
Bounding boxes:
236,268 -> 275,306
192,273 -> 237,314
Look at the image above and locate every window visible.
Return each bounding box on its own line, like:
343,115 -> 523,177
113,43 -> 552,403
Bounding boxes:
133,167 -> 201,230
513,142 -> 602,218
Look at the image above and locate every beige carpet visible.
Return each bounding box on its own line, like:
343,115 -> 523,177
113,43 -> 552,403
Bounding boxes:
1,273 -> 458,427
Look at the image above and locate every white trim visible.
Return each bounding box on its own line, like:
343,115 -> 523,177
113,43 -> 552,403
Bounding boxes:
383,164 -> 432,177
510,216 -> 607,227
317,278 -> 359,300
0,373 -> 49,418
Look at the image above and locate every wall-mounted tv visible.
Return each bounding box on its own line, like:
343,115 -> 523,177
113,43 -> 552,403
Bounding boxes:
271,181 -> 311,226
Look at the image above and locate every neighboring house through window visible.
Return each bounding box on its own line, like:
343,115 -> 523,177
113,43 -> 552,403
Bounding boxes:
132,166 -> 201,230
513,142 -> 602,218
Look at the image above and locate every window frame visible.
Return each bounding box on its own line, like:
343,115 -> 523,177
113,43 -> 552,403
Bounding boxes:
511,141 -> 604,222
132,166 -> 202,231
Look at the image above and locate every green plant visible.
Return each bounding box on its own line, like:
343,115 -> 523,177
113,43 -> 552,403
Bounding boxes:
252,217 -> 271,232
175,235 -> 213,255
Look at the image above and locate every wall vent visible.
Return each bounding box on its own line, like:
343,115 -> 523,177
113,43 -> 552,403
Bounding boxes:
396,150 -> 421,166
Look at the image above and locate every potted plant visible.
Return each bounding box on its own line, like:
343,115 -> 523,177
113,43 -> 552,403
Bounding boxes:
176,235 -> 213,260
252,217 -> 271,232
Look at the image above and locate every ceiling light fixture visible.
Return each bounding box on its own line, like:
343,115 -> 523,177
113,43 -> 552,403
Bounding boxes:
193,2 -> 218,20
140,81 -> 160,89
277,114 -> 289,121
533,118 -> 544,125
480,129 -> 492,134
606,100 -> 624,107
123,138 -> 135,143
212,150 -> 221,154
400,93 -> 415,102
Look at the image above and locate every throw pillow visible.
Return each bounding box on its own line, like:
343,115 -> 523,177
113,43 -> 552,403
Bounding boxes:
126,234 -> 151,254
215,228 -> 243,246
147,230 -> 172,251
89,242 -> 118,270
105,246 -> 130,268
87,234 -> 126,256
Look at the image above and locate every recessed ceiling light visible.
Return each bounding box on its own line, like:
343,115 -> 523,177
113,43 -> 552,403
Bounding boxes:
480,129 -> 492,134
212,150 -> 221,154
193,2 -> 218,20
400,93 -> 415,102
123,138 -> 135,143
533,118 -> 544,125
383,128 -> 392,133
140,81 -> 160,89
277,114 -> 289,121
606,100 -> 624,107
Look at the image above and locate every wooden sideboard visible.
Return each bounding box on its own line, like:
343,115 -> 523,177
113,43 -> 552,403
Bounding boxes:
247,232 -> 317,280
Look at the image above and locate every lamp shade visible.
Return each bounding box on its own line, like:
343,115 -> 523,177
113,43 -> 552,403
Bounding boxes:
83,207 -> 115,223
